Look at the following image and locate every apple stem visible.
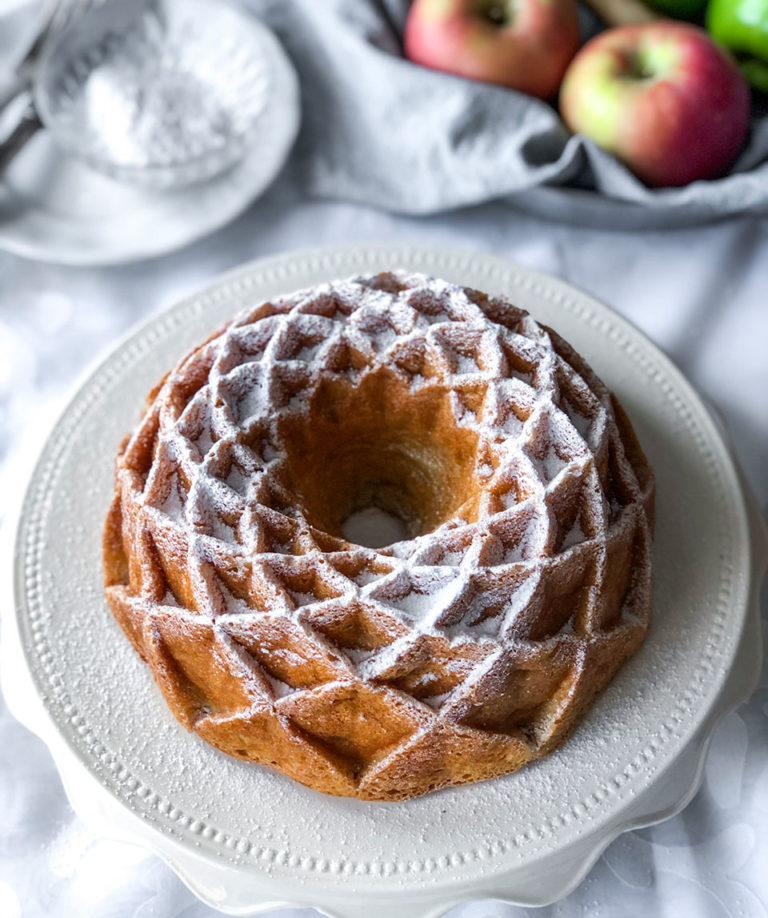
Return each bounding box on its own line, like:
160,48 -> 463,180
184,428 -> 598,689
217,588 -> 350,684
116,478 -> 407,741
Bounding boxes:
582,0 -> 661,27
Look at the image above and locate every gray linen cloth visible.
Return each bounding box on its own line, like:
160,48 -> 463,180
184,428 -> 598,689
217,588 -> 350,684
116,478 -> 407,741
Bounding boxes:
247,0 -> 768,225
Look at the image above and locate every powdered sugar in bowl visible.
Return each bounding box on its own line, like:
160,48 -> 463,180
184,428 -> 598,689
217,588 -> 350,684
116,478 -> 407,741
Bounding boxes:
36,0 -> 276,189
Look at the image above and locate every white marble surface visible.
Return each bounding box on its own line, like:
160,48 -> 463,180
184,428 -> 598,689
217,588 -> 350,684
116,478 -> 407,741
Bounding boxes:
1,177 -> 767,917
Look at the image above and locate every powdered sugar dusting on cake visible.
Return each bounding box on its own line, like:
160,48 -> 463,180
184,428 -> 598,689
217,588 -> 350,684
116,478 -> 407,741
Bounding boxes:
133,271 -> 647,642
106,270 -> 655,798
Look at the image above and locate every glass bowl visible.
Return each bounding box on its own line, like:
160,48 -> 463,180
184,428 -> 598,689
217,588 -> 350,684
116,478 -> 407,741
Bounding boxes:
36,0 -> 273,189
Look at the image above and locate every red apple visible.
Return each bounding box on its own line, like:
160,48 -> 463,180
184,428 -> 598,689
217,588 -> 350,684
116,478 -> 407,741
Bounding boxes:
559,23 -> 751,187
404,0 -> 581,100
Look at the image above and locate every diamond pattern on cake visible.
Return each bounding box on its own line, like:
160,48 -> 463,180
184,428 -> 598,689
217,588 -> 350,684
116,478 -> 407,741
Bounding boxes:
104,271 -> 654,800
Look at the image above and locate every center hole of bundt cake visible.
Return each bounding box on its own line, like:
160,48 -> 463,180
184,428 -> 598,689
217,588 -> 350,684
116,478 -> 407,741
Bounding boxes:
340,507 -> 409,549
276,368 -> 481,547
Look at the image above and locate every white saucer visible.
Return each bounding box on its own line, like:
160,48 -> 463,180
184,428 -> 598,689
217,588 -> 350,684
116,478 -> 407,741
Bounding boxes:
2,244 -> 766,917
0,0 -> 299,265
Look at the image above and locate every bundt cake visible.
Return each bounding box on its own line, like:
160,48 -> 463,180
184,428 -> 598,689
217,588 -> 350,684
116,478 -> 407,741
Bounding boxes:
103,270 -> 654,801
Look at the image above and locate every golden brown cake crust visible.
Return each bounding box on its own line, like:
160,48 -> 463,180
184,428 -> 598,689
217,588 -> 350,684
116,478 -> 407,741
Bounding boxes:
103,271 -> 654,801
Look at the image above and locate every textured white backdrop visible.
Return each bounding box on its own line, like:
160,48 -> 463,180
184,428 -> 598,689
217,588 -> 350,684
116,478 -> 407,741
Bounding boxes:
1,177 -> 767,917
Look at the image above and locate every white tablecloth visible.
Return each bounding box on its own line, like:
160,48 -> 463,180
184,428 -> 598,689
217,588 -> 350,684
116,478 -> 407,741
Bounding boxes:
1,178 -> 767,917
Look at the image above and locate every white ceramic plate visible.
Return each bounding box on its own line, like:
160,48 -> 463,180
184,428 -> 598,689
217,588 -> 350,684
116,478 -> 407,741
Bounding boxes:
2,244 -> 766,918
0,0 -> 299,265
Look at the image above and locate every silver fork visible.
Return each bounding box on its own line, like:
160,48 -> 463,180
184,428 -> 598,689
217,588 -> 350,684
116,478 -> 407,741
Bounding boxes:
0,0 -> 101,114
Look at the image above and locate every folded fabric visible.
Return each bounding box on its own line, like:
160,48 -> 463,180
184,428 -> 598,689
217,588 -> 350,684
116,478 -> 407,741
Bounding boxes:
248,0 -> 768,224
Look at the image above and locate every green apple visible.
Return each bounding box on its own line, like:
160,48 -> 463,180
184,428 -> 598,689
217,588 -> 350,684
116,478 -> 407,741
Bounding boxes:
708,0 -> 768,90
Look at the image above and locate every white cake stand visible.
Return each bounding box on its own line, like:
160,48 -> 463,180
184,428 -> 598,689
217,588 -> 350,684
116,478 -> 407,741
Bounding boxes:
3,244 -> 766,917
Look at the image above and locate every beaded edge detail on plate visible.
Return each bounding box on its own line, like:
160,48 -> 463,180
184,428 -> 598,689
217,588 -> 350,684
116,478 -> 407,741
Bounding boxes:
17,247 -> 739,877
